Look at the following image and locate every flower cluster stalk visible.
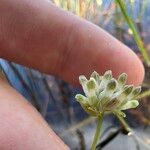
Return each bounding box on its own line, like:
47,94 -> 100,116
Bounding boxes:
116,113 -> 132,133
91,114 -> 104,150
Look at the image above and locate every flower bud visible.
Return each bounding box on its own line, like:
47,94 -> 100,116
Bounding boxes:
76,70 -> 141,117
99,71 -> 112,90
75,94 -> 89,106
75,94 -> 86,103
132,86 -> 141,97
106,79 -> 117,91
88,96 -> 98,106
86,78 -> 97,90
121,100 -> 139,110
118,73 -> 127,86
105,98 -> 118,111
79,75 -> 87,85
103,70 -> 112,80
123,85 -> 133,95
91,71 -> 101,84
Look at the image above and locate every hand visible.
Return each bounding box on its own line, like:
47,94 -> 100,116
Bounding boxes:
0,0 -> 144,149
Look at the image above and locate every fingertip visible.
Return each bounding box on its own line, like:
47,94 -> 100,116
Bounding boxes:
125,52 -> 145,86
106,44 -> 145,86
93,29 -> 145,86
54,13 -> 145,87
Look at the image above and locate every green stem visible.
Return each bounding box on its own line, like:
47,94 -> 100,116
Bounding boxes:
76,0 -> 80,16
136,89 -> 150,100
91,114 -> 104,150
116,114 -> 132,133
115,0 -> 150,66
116,114 -> 150,149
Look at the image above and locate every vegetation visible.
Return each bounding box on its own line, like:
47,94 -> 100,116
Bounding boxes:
75,71 -> 141,149
52,0 -> 150,149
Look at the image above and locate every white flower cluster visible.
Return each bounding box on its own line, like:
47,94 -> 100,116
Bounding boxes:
75,70 -> 141,117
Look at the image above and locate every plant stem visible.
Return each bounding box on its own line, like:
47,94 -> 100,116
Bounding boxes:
136,89 -> 150,100
116,114 -> 132,133
115,0 -> 150,66
91,113 -> 104,150
116,114 -> 150,148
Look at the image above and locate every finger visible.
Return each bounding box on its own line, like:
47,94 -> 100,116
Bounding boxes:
0,0 -> 144,86
59,20 -> 145,86
0,76 -> 69,150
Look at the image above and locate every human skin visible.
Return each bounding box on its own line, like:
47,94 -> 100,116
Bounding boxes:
0,0 -> 145,149
0,75 -> 68,150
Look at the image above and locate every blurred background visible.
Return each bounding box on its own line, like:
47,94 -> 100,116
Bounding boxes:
0,0 -> 150,149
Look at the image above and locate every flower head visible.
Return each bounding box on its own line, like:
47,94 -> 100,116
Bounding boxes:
75,70 -> 141,117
